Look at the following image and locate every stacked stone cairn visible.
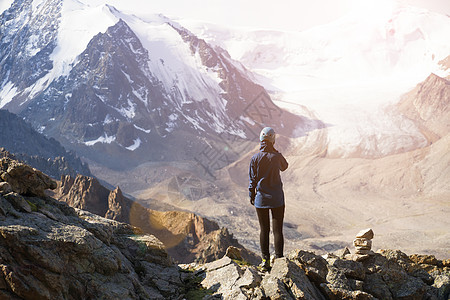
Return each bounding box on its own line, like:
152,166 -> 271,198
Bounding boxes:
354,228 -> 374,255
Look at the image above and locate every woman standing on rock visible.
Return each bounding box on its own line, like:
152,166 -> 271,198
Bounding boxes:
249,127 -> 288,271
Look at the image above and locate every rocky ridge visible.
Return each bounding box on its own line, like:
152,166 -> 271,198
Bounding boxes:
1,157 -> 449,299
0,155 -> 189,299
183,244 -> 450,300
52,173 -> 259,265
397,70 -> 450,144
0,109 -> 91,178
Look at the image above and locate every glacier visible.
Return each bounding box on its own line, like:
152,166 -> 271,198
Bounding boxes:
179,3 -> 450,157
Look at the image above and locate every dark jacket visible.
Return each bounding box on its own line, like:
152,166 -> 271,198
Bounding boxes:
249,140 -> 288,208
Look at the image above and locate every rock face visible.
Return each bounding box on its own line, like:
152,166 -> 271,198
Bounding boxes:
54,174 -> 260,265
0,110 -> 91,178
398,72 -> 450,143
0,157 -> 187,299
183,247 -> 450,300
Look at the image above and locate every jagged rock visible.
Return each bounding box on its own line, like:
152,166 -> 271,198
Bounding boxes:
235,267 -> 262,289
356,228 -> 374,240
201,256 -> 246,299
327,257 -> 366,281
334,247 -> 351,258
105,186 -> 130,221
287,249 -> 328,283
55,174 -> 260,265
0,157 -> 57,197
364,251 -> 427,299
326,265 -> 352,290
261,257 -> 325,300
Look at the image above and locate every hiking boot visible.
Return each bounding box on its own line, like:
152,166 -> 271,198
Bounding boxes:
258,258 -> 271,272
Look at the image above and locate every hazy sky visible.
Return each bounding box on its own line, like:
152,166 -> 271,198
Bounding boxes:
105,0 -> 450,31
0,0 -> 448,31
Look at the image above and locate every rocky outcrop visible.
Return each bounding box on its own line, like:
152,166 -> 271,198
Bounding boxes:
1,157 -> 449,299
0,156 -> 57,197
398,72 -> 450,143
183,247 -> 450,300
54,174 -> 260,265
0,157 -> 189,299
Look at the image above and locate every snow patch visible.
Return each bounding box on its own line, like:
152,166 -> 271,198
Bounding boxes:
114,99 -> 136,119
125,137 -> 141,151
103,114 -> 113,124
134,124 -> 151,133
0,82 -> 18,108
85,133 -> 116,146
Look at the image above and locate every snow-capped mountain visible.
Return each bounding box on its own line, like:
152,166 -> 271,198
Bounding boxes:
180,3 -> 450,157
0,0 -> 309,169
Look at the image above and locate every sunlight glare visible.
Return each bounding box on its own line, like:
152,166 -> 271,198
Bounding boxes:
350,0 -> 396,25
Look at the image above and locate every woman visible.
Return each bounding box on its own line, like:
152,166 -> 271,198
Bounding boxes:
248,127 -> 288,271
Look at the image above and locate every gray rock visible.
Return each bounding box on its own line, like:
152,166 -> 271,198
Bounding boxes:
262,257 -> 325,300
4,192 -> 32,213
328,257 -> 366,280
326,265 -> 352,290
320,284 -> 376,300
287,249 -> 328,283
363,273 -> 393,300
204,256 -> 233,272
0,192 -> 183,299
235,267 -> 262,289
202,260 -> 242,293
390,275 -> 426,299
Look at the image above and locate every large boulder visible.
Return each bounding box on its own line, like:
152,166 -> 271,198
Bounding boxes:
0,157 -> 57,197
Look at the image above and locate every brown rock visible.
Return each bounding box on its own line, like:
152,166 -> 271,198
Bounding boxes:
55,174 -> 260,264
0,158 -> 56,197
409,254 -> 439,266
356,228 -> 374,240
225,246 -> 243,261
354,238 -> 372,250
